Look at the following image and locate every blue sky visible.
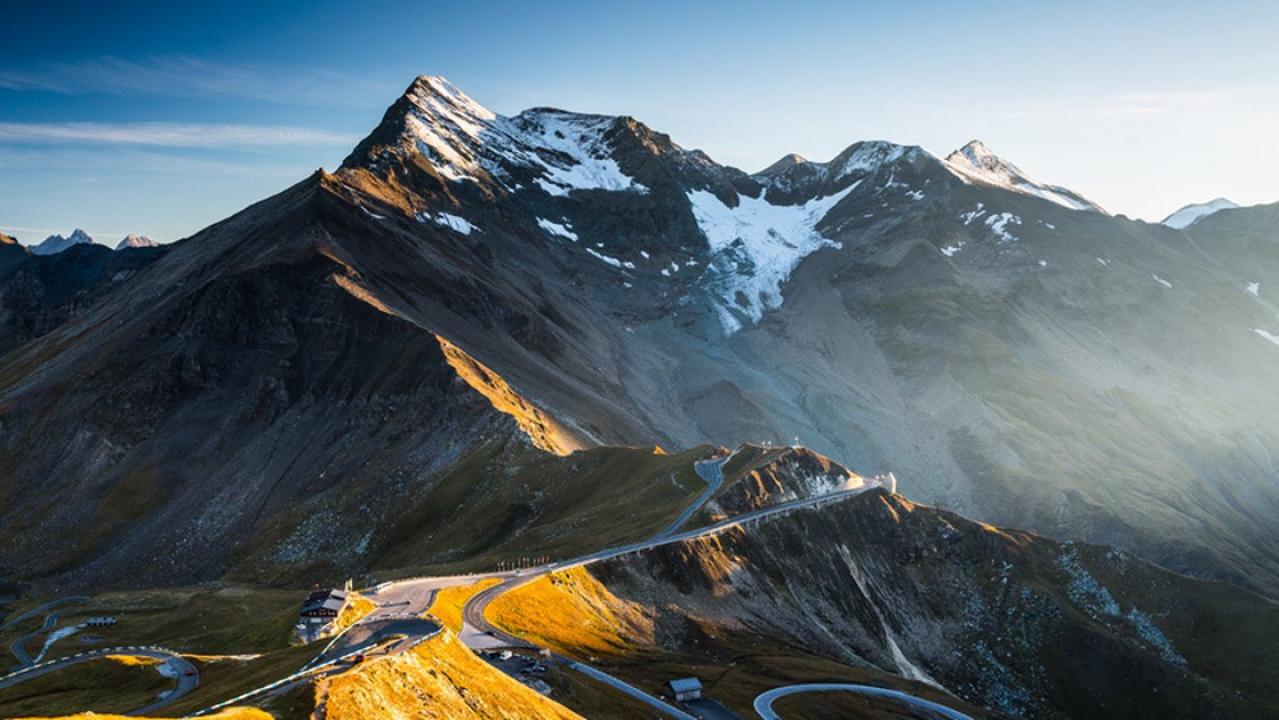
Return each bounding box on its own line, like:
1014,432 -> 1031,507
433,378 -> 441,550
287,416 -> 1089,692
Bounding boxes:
2,0 -> 1277,244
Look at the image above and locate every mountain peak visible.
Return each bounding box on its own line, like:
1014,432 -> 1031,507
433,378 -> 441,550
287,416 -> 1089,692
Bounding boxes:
31,228 -> 96,256
949,139 -> 1005,171
944,140 -> 1106,214
758,153 -> 810,176
116,234 -> 157,250
1161,197 -> 1239,229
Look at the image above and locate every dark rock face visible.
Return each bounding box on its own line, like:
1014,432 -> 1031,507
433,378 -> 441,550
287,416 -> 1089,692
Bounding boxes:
0,179 -> 516,588
587,491 -> 1279,719
0,242 -> 166,357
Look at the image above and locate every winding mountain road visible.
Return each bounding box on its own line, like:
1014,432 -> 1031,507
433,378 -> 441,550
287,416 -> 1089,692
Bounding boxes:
657,457 -> 727,538
0,596 -> 86,631
453,457 -> 887,718
752,683 -> 974,720
8,611 -> 59,667
0,646 -> 198,715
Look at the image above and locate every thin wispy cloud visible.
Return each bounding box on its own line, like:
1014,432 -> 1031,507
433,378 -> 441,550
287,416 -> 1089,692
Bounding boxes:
0,122 -> 357,148
0,55 -> 395,107
990,89 -> 1259,119
0,146 -> 317,177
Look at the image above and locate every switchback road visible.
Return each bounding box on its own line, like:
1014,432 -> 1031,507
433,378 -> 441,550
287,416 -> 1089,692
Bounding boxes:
753,683 -> 974,720
0,645 -> 198,715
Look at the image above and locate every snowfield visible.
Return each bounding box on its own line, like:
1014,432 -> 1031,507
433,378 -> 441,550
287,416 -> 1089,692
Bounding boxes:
1161,198 -> 1239,229
687,182 -> 858,332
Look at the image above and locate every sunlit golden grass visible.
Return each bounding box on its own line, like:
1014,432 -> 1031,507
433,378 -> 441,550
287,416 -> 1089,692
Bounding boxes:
105,653 -> 162,667
324,630 -> 580,719
487,567 -> 651,657
331,592 -> 377,634
436,335 -> 584,455
8,710 -> 271,720
431,578 -> 501,633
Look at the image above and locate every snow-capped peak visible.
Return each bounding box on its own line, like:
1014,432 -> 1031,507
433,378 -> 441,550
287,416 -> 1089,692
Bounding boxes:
1160,198 -> 1239,229
357,74 -> 647,197
31,228 -> 95,255
944,140 -> 1106,214
116,234 -> 157,250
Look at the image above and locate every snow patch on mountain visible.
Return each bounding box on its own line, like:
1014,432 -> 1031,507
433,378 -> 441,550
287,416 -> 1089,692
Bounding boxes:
945,141 -> 1105,213
688,182 -> 858,332
586,247 -> 633,269
985,212 -> 1021,242
941,242 -> 965,257
1246,282 -> 1260,296
31,228 -> 95,255
537,217 -> 578,242
1161,198 -> 1239,229
1153,274 -> 1173,289
516,110 -> 647,196
417,211 -> 475,235
1254,328 -> 1279,347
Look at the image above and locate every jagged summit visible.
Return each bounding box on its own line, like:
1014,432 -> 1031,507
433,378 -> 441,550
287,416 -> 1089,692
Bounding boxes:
944,139 -> 1106,214
751,140 -> 934,202
31,228 -> 95,255
342,73 -> 656,199
1161,197 -> 1239,229
0,231 -> 17,246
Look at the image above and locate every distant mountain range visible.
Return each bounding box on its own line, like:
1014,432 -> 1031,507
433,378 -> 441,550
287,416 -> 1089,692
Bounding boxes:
29,228 -> 95,255
18,228 -> 157,255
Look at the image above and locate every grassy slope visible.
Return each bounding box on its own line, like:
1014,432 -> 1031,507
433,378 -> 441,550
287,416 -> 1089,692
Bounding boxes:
324,630 -> 580,720
0,584 -> 321,718
6,710 -> 269,720
0,657 -> 171,717
432,579 -> 502,634
0,585 -> 303,657
372,442 -> 714,577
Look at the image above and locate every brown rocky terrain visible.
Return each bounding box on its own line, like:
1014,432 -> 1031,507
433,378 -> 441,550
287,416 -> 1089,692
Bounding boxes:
492,490 -> 1279,719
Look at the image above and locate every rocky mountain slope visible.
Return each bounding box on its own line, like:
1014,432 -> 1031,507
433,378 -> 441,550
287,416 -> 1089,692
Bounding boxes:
0,241 -> 166,357
1,75 -> 1278,605
492,490 -> 1279,719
